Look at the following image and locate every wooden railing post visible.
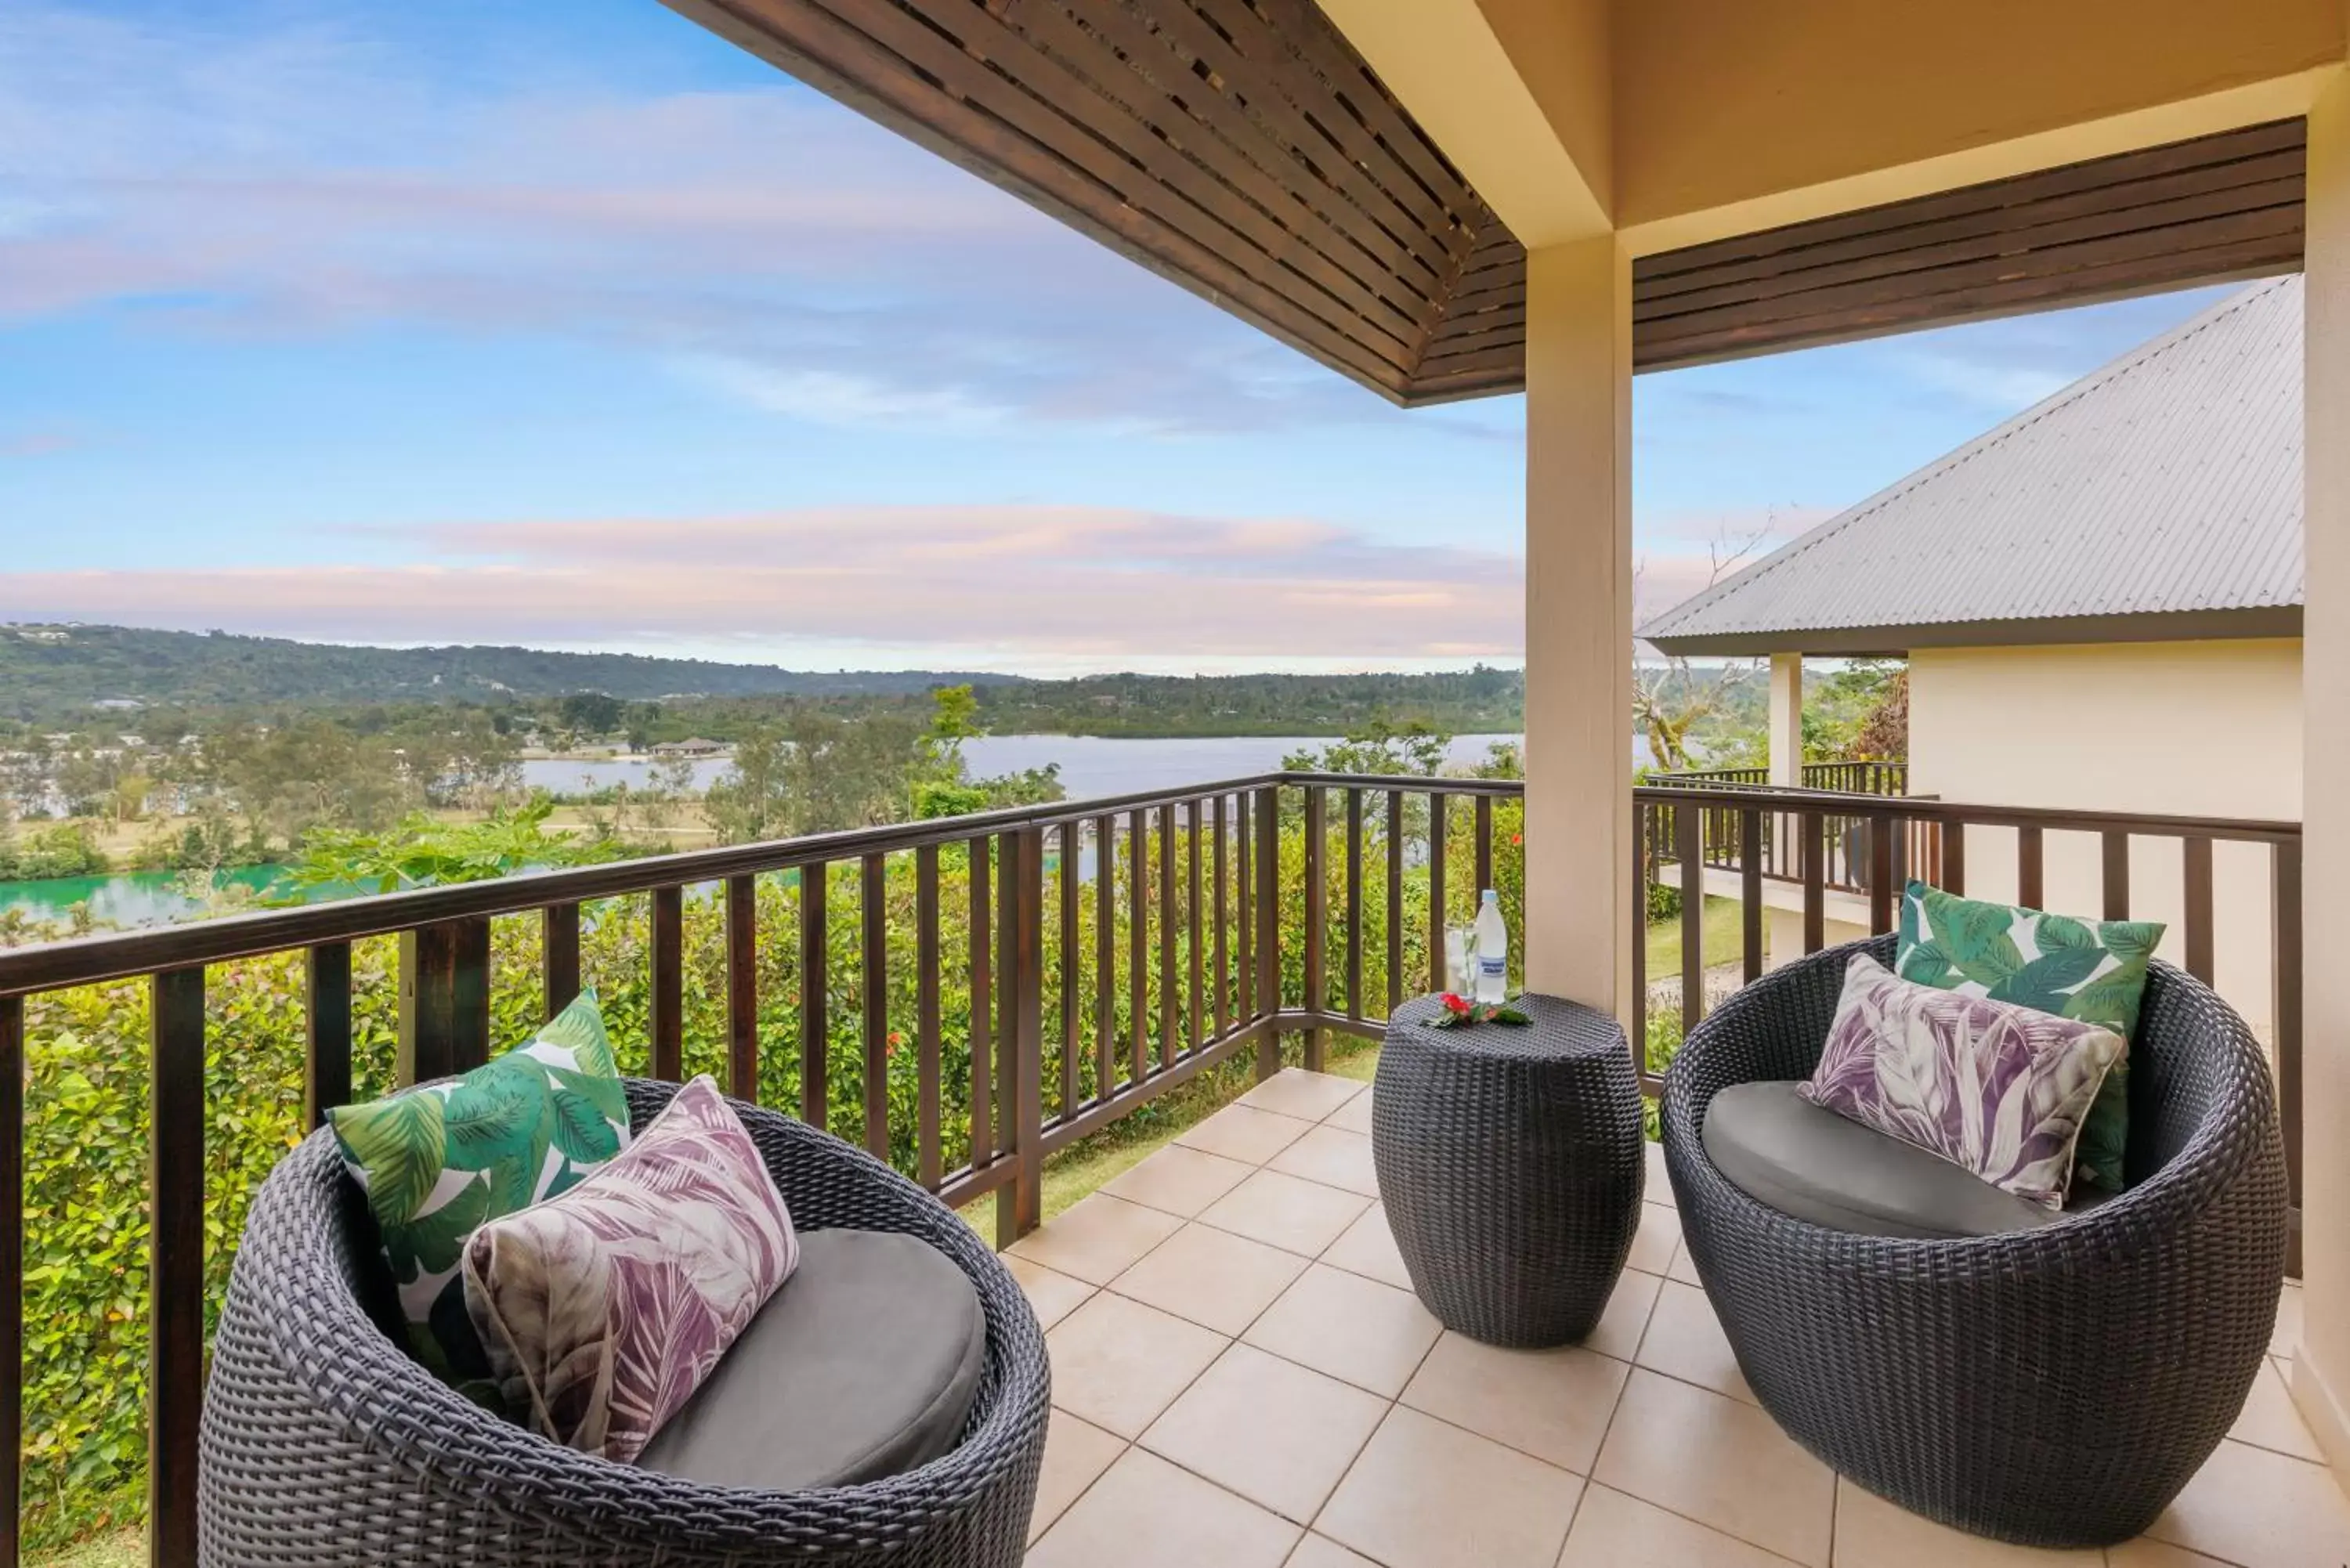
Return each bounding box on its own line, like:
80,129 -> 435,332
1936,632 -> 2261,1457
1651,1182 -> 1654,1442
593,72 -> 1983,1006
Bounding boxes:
651,885 -> 685,1082
1000,827 -> 1046,1245
726,875 -> 759,1100
543,901 -> 582,1023
305,941 -> 352,1129
149,966 -> 205,1568
398,916 -> 489,1086
1254,785 -> 1281,1078
1302,784 -> 1326,1071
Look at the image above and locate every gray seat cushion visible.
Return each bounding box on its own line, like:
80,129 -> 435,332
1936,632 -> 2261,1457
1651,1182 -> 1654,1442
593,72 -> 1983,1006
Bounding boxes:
635,1228 -> 985,1491
1702,1081 -> 2110,1240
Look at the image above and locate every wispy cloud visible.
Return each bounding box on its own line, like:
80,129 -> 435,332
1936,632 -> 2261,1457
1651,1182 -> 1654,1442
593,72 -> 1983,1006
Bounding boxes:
0,504 -> 1526,663
0,429 -> 76,457
0,3 -> 1408,435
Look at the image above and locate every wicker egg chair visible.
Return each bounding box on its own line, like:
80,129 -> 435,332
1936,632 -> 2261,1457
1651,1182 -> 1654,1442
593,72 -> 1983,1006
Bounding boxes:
1661,936 -> 2288,1548
199,1079 -> 1049,1566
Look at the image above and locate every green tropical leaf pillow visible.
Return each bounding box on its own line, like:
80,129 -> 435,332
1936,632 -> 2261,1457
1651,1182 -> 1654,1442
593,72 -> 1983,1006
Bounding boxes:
1896,881 -> 2162,1193
329,990 -> 631,1405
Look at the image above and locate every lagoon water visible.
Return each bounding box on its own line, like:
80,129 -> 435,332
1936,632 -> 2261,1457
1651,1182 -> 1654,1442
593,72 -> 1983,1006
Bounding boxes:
7,732 -> 1663,927
522,732 -> 1555,802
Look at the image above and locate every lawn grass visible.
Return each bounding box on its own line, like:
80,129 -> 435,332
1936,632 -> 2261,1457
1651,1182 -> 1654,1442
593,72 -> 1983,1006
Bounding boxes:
1644,895 -> 1747,979
27,1528 -> 139,1568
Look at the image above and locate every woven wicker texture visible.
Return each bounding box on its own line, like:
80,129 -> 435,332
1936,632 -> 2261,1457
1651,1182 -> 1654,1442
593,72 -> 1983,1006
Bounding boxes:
1373,993 -> 1644,1346
198,1080 -> 1048,1566
1661,937 -> 2287,1548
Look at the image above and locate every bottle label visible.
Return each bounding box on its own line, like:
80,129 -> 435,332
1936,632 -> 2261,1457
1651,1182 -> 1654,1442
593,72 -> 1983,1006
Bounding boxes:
1477,955 -> 1506,977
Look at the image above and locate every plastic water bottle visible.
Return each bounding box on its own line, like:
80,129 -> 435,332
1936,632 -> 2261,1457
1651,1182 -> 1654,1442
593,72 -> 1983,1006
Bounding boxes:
1473,890 -> 1509,1003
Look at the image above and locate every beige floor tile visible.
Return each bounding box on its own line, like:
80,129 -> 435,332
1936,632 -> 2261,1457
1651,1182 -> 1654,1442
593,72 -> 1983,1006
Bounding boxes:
1009,1193 -> 1184,1285
1320,1201 -> 1415,1292
1285,1534 -> 1379,1568
1668,1236 -> 1705,1286
1635,1280 -> 1754,1404
1109,1220 -> 1310,1336
2232,1354 -> 2326,1461
1239,1068 -> 1367,1122
1201,1169 -> 1372,1256
1316,1404 -> 1584,1568
1644,1140 -> 1674,1208
1270,1124 -> 1383,1198
1325,1087 -> 1376,1136
2105,1541 -> 2236,1566
1025,1446 -> 1300,1568
1628,1201 -> 1682,1275
1179,1103 -> 1317,1165
1028,1407 -> 1126,1545
1593,1369 -> 1834,1567
1583,1268 -> 1663,1363
1557,1483 -> 1802,1567
1246,1263 -> 1442,1397
2145,1436 -> 2350,1568
1005,1254 -> 1096,1332
2274,1279 -> 2305,1359
1046,1291 -> 1229,1439
1831,1477 -> 2100,1566
1399,1331 -> 1629,1474
1101,1143 -> 1257,1218
1141,1342 -> 1388,1523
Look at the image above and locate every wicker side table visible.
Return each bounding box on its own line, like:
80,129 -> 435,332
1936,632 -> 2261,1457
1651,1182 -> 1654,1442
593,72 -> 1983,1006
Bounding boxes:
1373,993 -> 1644,1347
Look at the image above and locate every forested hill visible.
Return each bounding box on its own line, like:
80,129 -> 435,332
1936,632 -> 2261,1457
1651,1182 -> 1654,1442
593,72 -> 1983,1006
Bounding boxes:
0,623 -> 1535,736
0,624 -> 1013,717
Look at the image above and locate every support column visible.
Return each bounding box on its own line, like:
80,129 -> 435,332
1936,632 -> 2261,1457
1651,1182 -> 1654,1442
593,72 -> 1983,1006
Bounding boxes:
1767,652 -> 1805,786
2294,59 -> 2350,1478
1521,236 -> 1636,1018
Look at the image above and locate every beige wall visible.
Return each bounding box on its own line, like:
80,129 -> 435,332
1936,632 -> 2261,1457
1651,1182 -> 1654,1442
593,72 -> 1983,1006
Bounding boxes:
1908,640 -> 2303,1038
2294,52 -> 2350,1477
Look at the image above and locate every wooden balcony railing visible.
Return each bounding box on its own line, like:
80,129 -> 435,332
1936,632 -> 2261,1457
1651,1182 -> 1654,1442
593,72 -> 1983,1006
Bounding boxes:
0,770 -> 2302,1564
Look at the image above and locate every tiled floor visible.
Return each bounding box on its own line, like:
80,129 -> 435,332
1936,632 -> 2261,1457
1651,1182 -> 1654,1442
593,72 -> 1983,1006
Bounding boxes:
1010,1068 -> 2350,1568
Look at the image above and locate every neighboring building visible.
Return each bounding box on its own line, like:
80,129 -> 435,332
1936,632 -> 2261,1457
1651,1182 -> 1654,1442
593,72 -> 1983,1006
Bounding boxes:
1643,277 -> 2304,1035
652,738 -> 726,759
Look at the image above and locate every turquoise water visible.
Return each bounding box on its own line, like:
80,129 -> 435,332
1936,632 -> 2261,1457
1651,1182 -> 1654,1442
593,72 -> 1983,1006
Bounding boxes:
0,865 -> 316,928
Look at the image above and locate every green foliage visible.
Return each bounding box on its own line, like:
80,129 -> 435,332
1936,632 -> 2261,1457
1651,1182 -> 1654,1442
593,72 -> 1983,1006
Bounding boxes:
1801,657 -> 1907,763
1645,880 -> 1683,924
1282,717 -> 1449,777
280,799 -> 631,894
0,822 -> 110,882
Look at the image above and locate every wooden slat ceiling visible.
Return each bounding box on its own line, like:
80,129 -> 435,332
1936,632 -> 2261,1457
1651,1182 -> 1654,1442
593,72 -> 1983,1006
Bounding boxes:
663,0 -> 2305,403
1634,117 -> 2307,371
666,0 -> 1524,405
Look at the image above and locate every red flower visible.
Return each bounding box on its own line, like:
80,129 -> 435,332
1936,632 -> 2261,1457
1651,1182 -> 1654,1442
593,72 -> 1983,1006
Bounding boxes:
1441,992 -> 1471,1014
1512,833 -> 1522,846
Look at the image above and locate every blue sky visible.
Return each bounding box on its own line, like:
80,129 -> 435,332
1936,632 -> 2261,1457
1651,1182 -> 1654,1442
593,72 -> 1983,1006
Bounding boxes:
0,0 -> 2250,673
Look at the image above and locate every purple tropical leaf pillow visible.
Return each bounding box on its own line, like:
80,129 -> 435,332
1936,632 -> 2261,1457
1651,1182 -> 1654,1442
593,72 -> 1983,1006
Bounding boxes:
1799,954 -> 2125,1211
460,1075 -> 799,1463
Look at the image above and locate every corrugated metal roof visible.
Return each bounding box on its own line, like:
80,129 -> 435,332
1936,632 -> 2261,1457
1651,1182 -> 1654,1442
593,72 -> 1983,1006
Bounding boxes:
1640,276 -> 2304,654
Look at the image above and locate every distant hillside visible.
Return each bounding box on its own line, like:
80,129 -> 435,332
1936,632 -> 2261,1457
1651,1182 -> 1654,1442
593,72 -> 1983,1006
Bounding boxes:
0,623 -> 1015,720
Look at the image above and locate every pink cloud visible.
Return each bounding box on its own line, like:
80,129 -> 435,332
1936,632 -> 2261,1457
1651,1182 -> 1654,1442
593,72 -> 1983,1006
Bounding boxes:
0,9 -> 1395,432
0,504 -> 1525,661
0,430 -> 76,457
